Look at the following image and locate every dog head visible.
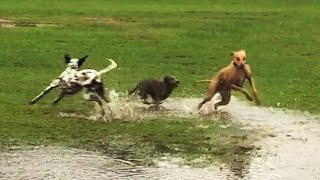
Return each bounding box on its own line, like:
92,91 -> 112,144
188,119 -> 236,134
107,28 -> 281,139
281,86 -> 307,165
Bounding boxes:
230,49 -> 246,67
64,54 -> 88,69
164,76 -> 180,87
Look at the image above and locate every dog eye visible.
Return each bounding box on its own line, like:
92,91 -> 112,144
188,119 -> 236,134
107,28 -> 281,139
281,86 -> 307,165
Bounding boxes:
236,57 -> 240,61
243,57 -> 246,61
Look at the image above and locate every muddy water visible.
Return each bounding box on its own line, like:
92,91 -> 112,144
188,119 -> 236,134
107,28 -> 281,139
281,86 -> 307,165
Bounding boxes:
0,147 -> 229,180
222,99 -> 320,180
2,93 -> 320,179
165,96 -> 320,180
109,93 -> 320,179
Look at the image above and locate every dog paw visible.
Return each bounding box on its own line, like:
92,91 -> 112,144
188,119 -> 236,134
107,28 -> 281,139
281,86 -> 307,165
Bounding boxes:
255,99 -> 262,106
28,101 -> 36,105
246,95 -> 254,101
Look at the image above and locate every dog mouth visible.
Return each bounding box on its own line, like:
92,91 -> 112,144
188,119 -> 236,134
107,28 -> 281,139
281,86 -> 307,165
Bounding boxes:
175,81 -> 180,87
233,62 -> 245,68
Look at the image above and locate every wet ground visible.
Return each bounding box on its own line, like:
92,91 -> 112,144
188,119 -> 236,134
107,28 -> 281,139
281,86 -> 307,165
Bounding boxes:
0,18 -> 59,28
1,94 -> 320,179
0,146 -> 230,180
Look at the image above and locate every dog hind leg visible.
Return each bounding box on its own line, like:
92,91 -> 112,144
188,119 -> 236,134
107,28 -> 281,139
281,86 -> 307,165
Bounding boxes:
52,91 -> 66,105
197,80 -> 218,110
94,82 -> 110,103
137,90 -> 150,104
84,92 -> 106,116
214,90 -> 231,110
128,86 -> 138,96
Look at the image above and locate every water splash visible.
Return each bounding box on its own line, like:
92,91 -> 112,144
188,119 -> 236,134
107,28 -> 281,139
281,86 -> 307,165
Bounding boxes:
96,90 -> 226,121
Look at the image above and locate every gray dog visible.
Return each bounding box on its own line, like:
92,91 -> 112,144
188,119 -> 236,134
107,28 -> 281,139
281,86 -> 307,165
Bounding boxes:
129,76 -> 180,105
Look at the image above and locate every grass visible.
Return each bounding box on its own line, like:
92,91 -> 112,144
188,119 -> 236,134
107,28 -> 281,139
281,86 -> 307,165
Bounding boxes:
0,0 -> 319,166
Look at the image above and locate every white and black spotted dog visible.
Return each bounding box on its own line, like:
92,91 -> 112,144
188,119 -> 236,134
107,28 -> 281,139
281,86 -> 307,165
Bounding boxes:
29,54 -> 118,117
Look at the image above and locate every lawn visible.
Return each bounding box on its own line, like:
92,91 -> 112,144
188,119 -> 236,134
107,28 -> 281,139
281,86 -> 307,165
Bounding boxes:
0,0 -> 319,165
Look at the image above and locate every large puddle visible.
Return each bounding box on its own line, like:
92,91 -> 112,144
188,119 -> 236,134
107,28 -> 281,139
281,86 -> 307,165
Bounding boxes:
0,146 -> 229,180
2,92 -> 320,179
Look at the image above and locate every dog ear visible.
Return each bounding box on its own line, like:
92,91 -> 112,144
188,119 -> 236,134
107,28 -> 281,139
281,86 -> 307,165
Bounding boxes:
163,76 -> 171,83
64,54 -> 71,64
78,55 -> 88,67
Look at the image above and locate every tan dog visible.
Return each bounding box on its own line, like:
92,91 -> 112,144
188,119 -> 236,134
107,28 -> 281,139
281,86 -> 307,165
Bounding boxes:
196,49 -> 261,110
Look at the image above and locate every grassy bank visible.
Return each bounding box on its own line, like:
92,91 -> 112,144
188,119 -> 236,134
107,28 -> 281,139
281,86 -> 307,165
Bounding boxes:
0,0 -> 319,166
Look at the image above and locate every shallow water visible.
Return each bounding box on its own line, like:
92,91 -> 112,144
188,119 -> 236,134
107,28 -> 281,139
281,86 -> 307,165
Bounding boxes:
3,92 -> 320,179
0,147 -> 229,180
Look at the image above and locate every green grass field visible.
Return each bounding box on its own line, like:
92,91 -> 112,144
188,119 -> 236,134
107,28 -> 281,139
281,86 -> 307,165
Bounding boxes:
0,0 -> 319,165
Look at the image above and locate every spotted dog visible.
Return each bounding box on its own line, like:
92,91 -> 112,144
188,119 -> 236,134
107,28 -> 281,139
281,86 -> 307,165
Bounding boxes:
29,54 -> 118,116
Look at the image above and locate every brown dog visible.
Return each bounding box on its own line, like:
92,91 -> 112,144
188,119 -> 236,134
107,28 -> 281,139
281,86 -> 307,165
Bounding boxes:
196,50 -> 261,110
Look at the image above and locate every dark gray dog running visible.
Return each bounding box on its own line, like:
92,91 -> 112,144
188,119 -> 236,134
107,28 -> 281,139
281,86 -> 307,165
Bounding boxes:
129,76 -> 180,105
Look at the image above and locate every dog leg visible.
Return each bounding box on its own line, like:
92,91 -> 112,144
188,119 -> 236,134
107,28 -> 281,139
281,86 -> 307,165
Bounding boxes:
94,82 -> 111,103
52,91 -> 66,105
231,84 -> 253,101
137,90 -> 150,104
247,77 -> 261,105
197,80 -> 218,110
244,65 -> 261,105
214,90 -> 231,110
152,95 -> 163,106
29,79 -> 61,104
84,92 -> 106,116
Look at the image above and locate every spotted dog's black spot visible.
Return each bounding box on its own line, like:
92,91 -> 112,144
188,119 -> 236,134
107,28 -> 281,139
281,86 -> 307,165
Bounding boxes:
78,55 -> 88,68
64,54 -> 71,64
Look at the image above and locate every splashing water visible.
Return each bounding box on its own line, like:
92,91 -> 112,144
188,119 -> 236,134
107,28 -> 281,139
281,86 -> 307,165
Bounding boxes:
97,90 -> 226,121
59,90 -> 229,121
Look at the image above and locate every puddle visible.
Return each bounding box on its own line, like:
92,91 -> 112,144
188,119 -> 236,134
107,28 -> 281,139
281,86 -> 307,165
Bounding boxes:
0,146 -> 229,180
222,100 -> 320,180
3,90 -> 320,179
0,18 -> 59,28
60,91 -> 320,179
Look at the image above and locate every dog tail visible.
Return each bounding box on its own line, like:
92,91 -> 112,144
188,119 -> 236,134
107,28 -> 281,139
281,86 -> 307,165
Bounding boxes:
128,86 -> 138,96
99,58 -> 118,75
193,80 -> 211,85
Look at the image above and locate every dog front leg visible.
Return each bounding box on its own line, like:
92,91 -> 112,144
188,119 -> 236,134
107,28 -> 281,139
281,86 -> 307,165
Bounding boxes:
29,79 -> 61,104
231,84 -> 253,101
52,91 -> 66,105
247,77 -> 261,105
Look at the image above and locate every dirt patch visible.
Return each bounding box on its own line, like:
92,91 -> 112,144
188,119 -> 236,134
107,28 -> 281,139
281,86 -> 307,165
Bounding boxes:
83,17 -> 137,27
0,18 -> 59,28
